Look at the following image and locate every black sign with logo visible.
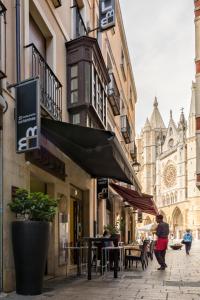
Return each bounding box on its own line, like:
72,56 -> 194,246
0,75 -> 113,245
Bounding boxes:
16,78 -> 40,153
99,0 -> 115,32
97,178 -> 108,200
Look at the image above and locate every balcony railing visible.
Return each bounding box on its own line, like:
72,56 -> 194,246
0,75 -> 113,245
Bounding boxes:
26,43 -> 62,121
121,115 -> 131,144
108,73 -> 120,116
0,1 -> 6,15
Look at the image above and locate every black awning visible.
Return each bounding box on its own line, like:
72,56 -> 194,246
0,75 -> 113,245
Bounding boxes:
41,118 -> 136,185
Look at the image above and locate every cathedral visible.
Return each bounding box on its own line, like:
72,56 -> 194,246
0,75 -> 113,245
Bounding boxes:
136,84 -> 200,239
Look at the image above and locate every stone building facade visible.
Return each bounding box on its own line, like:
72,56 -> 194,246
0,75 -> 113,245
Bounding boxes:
136,90 -> 200,239
0,0 -> 138,292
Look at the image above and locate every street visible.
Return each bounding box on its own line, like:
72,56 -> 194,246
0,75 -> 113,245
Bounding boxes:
4,241 -> 200,300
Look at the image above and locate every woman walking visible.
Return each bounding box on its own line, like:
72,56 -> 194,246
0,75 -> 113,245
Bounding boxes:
183,229 -> 192,255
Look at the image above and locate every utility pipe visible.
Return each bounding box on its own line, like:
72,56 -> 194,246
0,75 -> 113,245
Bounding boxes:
16,0 -> 21,83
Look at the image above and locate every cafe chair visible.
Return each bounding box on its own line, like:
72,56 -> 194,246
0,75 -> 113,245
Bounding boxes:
125,241 -> 149,270
147,240 -> 155,261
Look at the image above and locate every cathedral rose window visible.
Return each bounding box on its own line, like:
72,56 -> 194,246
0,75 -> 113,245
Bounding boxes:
163,164 -> 177,188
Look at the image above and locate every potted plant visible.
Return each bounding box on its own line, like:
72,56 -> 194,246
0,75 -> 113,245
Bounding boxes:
8,188 -> 57,295
104,218 -> 125,246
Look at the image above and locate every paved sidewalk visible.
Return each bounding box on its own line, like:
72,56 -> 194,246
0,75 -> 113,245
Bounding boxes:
3,241 -> 200,300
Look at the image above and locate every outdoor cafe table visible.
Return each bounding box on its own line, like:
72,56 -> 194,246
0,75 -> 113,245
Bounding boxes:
82,237 -> 118,280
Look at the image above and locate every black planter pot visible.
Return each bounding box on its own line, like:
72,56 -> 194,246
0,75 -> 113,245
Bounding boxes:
12,221 -> 50,295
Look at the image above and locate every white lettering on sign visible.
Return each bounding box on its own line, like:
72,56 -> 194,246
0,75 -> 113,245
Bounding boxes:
101,1 -> 112,13
100,0 -> 115,31
18,126 -> 37,151
101,9 -> 114,29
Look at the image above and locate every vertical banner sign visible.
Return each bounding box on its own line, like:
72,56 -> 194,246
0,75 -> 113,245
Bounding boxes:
16,78 -> 40,153
99,0 -> 115,32
97,178 -> 108,200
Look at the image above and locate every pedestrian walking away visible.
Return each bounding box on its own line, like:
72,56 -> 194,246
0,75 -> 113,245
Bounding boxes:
154,214 -> 169,270
182,229 -> 192,255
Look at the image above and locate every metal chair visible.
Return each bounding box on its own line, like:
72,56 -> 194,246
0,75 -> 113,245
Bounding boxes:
125,241 -> 149,270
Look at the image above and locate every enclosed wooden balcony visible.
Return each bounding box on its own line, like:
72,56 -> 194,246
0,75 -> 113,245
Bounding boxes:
108,72 -> 120,116
130,142 -> 137,161
121,115 -> 131,144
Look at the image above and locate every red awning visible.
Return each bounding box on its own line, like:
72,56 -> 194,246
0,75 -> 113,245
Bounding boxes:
110,183 -> 158,216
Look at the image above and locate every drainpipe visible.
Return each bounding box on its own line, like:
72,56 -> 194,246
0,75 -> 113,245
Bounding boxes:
16,0 -> 21,83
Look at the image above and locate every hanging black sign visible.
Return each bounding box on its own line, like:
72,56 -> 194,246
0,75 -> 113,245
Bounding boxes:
99,0 -> 115,32
97,178 -> 108,200
16,78 -> 40,153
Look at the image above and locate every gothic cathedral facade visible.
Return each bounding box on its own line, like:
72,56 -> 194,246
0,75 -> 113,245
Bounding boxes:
136,90 -> 200,239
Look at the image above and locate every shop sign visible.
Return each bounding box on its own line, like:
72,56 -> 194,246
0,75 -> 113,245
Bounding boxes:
99,0 -> 115,32
97,177 -> 108,200
16,78 -> 40,153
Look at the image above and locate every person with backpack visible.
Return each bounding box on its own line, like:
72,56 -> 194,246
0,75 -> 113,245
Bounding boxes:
182,229 -> 192,255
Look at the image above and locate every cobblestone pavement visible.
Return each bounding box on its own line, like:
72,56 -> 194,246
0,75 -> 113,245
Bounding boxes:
3,241 -> 200,300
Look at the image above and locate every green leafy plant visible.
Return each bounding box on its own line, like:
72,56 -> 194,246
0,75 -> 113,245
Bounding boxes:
104,218 -> 125,235
8,188 -> 57,222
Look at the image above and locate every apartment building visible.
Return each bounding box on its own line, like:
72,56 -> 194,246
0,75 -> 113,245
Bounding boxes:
0,0 -> 139,291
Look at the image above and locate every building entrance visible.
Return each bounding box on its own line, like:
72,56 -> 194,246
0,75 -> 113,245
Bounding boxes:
30,173 -> 52,277
70,185 -> 83,247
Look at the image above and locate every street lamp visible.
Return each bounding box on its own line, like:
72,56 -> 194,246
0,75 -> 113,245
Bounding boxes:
132,160 -> 141,174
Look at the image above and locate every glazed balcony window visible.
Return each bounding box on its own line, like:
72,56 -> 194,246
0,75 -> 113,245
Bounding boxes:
121,115 -> 131,144
108,72 -> 120,116
26,43 -> 62,121
130,142 -> 137,161
66,36 -> 110,129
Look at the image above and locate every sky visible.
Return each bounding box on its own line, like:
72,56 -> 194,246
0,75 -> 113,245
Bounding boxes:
120,0 -> 195,134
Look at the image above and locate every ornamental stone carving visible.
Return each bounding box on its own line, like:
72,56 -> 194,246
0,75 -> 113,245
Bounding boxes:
163,164 -> 177,188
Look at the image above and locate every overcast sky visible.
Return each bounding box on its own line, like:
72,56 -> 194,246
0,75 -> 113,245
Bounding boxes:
120,0 -> 195,134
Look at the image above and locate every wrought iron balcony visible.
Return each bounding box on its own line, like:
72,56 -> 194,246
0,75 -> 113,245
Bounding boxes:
26,43 -> 62,121
121,115 -> 131,144
108,72 -> 120,116
0,1 -> 6,15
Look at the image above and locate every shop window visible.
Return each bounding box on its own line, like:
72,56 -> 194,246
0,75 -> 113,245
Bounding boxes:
70,64 -> 78,104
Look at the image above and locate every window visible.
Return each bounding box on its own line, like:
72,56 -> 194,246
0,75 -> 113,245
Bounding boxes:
70,65 -> 78,104
96,17 -> 102,49
29,15 -> 46,59
92,65 -> 106,125
168,138 -> 174,148
120,49 -> 126,80
85,62 -> 91,103
72,113 -> 80,125
73,1 -> 87,38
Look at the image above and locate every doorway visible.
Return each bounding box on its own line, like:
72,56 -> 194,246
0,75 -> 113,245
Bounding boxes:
70,185 -> 83,247
30,173 -> 50,277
